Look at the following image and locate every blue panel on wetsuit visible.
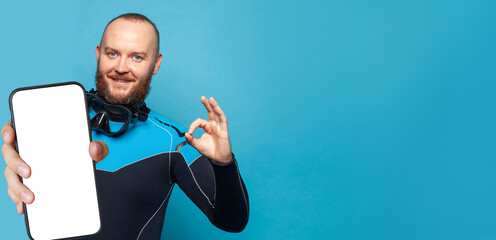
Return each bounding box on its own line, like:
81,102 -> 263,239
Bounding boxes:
91,110 -> 200,172
147,111 -> 202,165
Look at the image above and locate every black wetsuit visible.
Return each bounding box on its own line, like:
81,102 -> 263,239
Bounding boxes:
78,110 -> 249,239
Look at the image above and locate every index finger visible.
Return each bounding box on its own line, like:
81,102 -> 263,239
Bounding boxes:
2,140 -> 31,179
1,121 -> 31,179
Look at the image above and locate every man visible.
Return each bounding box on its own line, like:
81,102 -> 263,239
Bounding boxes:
2,13 -> 249,239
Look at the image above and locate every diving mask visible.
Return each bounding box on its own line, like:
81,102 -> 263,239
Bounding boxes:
86,89 -> 150,137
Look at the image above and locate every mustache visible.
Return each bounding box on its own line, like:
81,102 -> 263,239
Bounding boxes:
107,73 -> 136,82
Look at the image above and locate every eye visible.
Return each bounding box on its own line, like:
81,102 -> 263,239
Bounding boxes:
132,55 -> 143,61
107,52 -> 117,58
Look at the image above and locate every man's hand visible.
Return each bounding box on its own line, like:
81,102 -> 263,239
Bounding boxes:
185,96 -> 233,164
2,121 -> 109,214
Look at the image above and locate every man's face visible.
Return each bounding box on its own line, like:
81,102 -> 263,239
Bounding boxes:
95,18 -> 162,107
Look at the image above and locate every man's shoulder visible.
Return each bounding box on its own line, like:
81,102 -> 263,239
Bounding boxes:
146,110 -> 201,164
146,110 -> 187,138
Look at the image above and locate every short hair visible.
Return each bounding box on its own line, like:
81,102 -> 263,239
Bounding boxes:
100,13 -> 160,55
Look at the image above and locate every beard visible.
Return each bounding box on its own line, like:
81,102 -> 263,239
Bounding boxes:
95,64 -> 152,109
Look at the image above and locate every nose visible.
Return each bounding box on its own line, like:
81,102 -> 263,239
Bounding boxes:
114,57 -> 130,74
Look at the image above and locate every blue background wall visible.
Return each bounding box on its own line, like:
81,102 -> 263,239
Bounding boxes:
1,0 -> 496,239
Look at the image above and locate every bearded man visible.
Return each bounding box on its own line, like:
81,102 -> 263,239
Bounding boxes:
2,13 -> 249,239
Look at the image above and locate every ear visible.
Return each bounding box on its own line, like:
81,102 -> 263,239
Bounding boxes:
95,45 -> 101,63
152,53 -> 163,75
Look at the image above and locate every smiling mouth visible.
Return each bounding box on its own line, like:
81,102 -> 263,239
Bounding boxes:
109,77 -> 135,84
114,79 -> 132,83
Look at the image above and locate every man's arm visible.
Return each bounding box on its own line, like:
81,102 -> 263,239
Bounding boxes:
171,149 -> 249,232
1,121 -> 109,214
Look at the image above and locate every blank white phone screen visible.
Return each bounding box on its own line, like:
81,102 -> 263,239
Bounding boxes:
10,83 -> 100,240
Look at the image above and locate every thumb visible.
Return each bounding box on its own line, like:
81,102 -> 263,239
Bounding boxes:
89,141 -> 109,163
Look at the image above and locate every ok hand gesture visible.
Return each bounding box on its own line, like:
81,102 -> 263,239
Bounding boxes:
185,96 -> 232,164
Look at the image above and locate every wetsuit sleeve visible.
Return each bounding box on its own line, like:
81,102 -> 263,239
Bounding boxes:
170,151 -> 249,232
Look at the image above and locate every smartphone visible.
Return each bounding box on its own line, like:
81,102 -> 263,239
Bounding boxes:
9,82 -> 101,240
